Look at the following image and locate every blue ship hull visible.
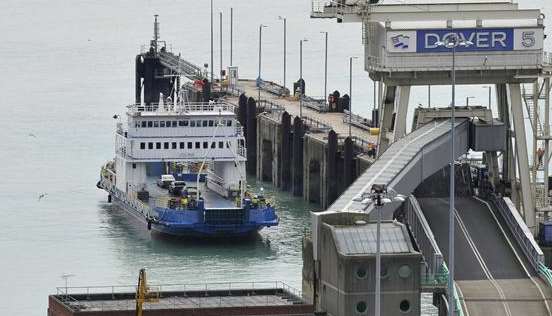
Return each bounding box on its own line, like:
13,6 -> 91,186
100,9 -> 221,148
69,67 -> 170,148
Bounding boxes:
108,191 -> 278,238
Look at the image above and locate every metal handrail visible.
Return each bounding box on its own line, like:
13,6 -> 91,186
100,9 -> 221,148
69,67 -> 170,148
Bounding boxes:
302,95 -> 328,113
56,280 -> 301,297
489,195 -> 545,272
128,102 -> 236,114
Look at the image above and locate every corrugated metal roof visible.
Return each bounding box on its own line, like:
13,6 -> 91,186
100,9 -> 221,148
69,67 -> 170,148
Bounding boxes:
331,222 -> 414,256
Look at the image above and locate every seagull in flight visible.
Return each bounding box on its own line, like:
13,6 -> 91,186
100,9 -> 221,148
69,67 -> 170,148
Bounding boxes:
28,133 -> 37,138
38,193 -> 48,201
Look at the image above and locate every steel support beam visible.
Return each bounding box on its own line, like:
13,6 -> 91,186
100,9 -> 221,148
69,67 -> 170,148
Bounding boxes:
377,85 -> 397,156
509,83 -> 536,233
394,86 -> 410,142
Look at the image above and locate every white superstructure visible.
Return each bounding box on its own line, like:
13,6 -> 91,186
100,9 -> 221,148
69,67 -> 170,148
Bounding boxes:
113,100 -> 246,198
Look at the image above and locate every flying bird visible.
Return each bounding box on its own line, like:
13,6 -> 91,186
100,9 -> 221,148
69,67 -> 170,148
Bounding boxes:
28,133 -> 36,138
38,193 -> 48,201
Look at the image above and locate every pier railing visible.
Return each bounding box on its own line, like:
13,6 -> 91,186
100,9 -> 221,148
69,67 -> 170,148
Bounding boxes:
343,109 -> 373,131
258,79 -> 290,97
302,95 -> 328,113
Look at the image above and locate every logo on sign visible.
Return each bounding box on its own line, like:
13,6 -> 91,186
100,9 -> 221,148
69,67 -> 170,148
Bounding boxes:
416,28 -> 514,53
391,34 -> 410,49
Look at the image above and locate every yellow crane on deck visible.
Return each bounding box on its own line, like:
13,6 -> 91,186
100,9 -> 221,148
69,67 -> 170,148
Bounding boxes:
135,268 -> 159,316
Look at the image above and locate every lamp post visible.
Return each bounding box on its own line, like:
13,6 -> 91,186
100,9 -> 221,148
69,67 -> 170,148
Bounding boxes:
349,56 -> 358,137
299,39 -> 308,118
258,24 -> 268,102
365,185 -> 405,316
436,32 -> 473,316
219,11 -> 223,81
210,0 -> 214,84
279,16 -> 287,90
321,31 -> 328,105
230,8 -> 233,66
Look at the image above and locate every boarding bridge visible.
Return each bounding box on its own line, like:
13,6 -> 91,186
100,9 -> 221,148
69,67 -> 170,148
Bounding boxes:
157,51 -> 204,81
311,117 -> 552,315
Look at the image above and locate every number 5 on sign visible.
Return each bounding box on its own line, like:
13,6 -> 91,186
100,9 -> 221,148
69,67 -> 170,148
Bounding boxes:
514,28 -> 543,50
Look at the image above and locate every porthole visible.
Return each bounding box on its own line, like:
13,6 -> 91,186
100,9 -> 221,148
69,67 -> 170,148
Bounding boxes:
399,300 -> 410,313
356,301 -> 367,314
356,266 -> 367,279
398,265 -> 412,279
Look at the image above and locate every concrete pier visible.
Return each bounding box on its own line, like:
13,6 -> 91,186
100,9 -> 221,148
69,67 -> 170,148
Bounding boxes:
228,80 -> 377,208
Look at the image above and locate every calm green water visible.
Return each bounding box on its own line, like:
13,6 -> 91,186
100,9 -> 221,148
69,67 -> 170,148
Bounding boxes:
1,0 -> 550,315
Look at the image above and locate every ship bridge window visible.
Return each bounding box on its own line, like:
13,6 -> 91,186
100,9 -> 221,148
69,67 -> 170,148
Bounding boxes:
202,120 -> 208,127
172,121 -> 177,127
179,120 -> 188,127
172,142 -> 177,149
148,142 -> 153,149
164,142 -> 169,149
203,142 -> 208,149
227,120 -> 232,127
196,120 -> 202,127
227,141 -> 231,148
135,122 -> 140,128
180,142 -> 185,149
166,120 -> 172,127
211,142 -> 216,149
140,142 -> 146,150
208,120 -> 214,127
147,121 -> 153,128
160,121 -> 165,128
218,141 -> 223,149
190,121 -> 196,127
153,121 -> 159,128
156,142 -> 161,149
141,121 -> 147,128
188,142 -> 193,149
195,142 -> 200,149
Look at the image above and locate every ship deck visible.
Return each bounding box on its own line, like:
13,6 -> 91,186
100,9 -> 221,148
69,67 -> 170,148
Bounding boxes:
144,177 -> 238,210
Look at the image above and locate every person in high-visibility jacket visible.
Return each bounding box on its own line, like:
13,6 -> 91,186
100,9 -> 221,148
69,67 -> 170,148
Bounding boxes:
181,197 -> 188,209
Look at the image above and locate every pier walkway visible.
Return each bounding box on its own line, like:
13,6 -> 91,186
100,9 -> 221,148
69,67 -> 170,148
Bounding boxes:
229,80 -> 378,145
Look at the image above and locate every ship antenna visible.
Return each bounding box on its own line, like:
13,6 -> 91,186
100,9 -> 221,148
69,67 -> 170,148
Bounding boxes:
153,15 -> 159,52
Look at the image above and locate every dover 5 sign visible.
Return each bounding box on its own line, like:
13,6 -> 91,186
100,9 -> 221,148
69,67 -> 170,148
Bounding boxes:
387,28 -> 543,53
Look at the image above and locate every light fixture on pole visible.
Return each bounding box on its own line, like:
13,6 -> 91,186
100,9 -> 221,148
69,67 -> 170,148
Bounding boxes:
299,38 -> 308,119
278,16 -> 287,91
435,32 -> 473,316
321,31 -> 328,105
363,184 -> 406,316
257,24 -> 268,102
349,56 -> 359,137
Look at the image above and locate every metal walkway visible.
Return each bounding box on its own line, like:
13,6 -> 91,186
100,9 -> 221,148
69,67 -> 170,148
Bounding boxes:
157,51 -> 204,80
323,119 -> 469,216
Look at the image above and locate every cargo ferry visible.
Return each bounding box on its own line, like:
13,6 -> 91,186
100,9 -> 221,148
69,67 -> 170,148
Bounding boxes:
97,17 -> 278,238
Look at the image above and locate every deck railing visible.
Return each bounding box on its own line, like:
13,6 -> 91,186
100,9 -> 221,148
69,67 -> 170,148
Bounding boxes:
128,102 -> 236,114
56,281 -> 303,310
